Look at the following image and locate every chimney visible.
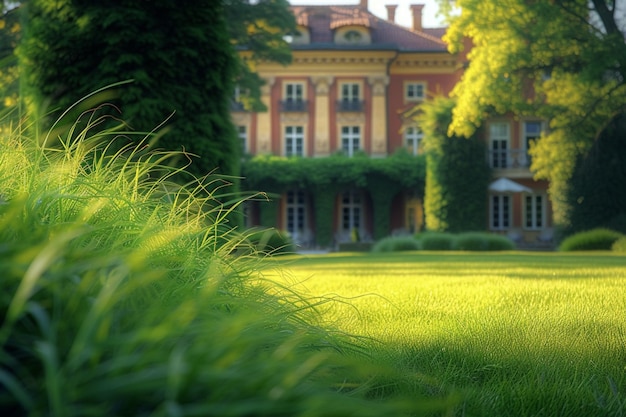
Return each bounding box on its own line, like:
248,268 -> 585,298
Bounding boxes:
359,0 -> 368,10
385,5 -> 398,23
410,4 -> 424,32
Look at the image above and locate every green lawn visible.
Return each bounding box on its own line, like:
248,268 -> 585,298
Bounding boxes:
264,251 -> 626,416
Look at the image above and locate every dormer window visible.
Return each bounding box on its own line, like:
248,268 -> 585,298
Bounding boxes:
344,30 -> 362,42
334,25 -> 371,45
286,26 -> 310,45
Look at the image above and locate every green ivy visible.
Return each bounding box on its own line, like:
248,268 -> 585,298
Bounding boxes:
241,151 -> 426,245
419,97 -> 491,232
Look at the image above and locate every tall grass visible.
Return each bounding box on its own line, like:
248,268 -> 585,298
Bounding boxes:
267,252 -> 626,417
0,111 -> 445,416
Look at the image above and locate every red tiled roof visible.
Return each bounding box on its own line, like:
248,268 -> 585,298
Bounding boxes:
290,5 -> 447,52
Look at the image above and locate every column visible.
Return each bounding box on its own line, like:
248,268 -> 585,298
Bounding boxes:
312,76 -> 333,156
368,76 -> 389,157
256,77 -> 275,154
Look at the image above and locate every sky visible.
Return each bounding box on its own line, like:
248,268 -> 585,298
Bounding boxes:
287,0 -> 446,28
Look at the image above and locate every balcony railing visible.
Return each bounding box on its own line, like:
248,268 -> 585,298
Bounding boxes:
336,100 -> 364,112
487,149 -> 531,169
230,101 -> 246,112
280,99 -> 308,112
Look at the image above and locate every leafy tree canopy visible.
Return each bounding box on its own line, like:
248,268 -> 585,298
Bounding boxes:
225,0 -> 297,111
441,0 -> 626,225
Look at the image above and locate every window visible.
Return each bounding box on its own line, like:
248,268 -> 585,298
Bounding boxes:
286,190 -> 307,238
237,125 -> 247,154
405,82 -> 425,101
525,194 -> 544,229
338,83 -> 362,111
231,85 -> 245,111
523,121 -> 543,167
491,194 -> 510,230
282,82 -> 306,111
285,126 -> 304,157
344,30 -> 362,42
341,191 -> 362,232
490,122 -> 510,168
404,126 -> 423,155
285,83 -> 303,102
341,126 -> 360,156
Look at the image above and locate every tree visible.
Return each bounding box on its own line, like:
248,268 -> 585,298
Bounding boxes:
18,1 -> 239,180
441,0 -> 626,230
419,97 -> 491,232
225,0 -> 296,111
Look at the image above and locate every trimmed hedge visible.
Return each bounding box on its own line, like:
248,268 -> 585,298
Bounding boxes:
612,236 -> 626,253
558,228 -> 624,251
416,232 -> 455,251
453,232 -> 515,251
372,236 -> 420,252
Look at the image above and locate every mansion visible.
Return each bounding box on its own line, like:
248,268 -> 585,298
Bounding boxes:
235,0 -> 553,248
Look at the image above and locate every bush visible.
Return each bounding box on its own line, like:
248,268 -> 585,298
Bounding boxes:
454,232 -> 515,251
559,228 -> 624,251
372,236 -> 420,252
417,232 -> 455,250
246,227 -> 295,255
611,236 -> 626,253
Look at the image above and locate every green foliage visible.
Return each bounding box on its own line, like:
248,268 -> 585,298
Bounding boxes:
245,227 -> 295,255
558,228 -> 624,251
416,231 -> 455,250
611,236 -> 626,253
0,114 -> 441,416
242,152 -> 426,245
224,0 -> 296,111
565,112 -> 626,235
18,0 -> 238,179
372,236 -> 420,252
453,232 -> 515,251
442,0 -> 626,230
419,97 -> 491,232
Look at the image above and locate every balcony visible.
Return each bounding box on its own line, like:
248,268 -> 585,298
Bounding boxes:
336,99 -> 364,112
230,101 -> 246,112
280,99 -> 308,112
487,149 -> 531,169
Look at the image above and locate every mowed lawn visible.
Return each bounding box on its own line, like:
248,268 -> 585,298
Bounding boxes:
264,252 -> 626,416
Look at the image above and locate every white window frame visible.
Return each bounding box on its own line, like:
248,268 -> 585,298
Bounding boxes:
524,193 -> 545,230
489,122 -> 510,168
237,125 -> 247,154
284,82 -> 305,102
404,126 -> 423,155
490,194 -> 511,230
284,125 -> 305,157
405,82 -> 426,102
340,83 -> 360,101
522,121 -> 543,167
286,190 -> 308,239
341,126 -> 360,157
341,190 -> 363,233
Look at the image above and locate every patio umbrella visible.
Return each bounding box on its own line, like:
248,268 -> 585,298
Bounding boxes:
488,177 -> 532,193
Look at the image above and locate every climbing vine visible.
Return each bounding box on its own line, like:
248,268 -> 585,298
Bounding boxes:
241,151 -> 426,245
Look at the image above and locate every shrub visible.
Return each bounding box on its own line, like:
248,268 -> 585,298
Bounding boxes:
453,232 -> 515,251
559,228 -> 624,251
246,227 -> 295,255
611,236 -> 626,253
417,231 -> 455,250
372,236 -> 420,252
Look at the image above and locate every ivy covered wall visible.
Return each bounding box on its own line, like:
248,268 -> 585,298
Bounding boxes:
241,151 -> 426,246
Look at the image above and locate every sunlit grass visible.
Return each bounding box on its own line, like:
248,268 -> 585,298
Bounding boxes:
265,252 -> 626,416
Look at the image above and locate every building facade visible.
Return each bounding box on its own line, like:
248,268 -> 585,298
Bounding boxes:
235,0 -> 553,248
